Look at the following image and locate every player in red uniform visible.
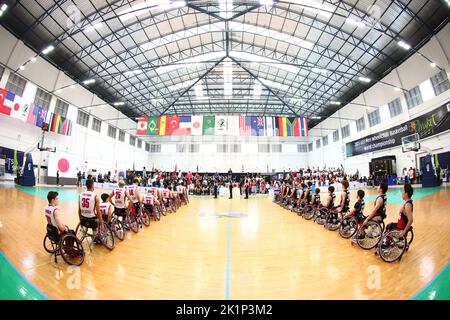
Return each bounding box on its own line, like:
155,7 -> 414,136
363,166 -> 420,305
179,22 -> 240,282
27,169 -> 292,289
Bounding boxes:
45,191 -> 69,235
386,184 -> 414,238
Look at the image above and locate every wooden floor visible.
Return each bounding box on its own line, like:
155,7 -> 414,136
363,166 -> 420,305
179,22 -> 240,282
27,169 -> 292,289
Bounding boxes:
0,186 -> 449,299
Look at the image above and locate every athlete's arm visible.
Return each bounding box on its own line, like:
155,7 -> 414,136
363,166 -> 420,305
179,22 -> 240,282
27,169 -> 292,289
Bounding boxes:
95,195 -> 102,225
399,203 -> 413,238
363,197 -> 383,225
54,209 -> 67,234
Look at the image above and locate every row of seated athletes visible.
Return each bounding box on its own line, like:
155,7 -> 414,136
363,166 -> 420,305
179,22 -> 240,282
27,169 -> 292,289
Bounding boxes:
44,178 -> 190,244
275,180 -> 414,261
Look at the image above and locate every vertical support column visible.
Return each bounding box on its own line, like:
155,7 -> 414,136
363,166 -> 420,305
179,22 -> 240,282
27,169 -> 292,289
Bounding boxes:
81,93 -> 95,175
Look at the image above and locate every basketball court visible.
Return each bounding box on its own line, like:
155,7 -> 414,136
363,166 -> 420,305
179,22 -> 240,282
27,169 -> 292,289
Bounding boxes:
0,0 -> 450,303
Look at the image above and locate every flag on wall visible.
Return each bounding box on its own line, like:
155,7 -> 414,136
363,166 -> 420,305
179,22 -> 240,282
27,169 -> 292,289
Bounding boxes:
0,89 -> 18,117
26,103 -> 37,125
227,116 -> 239,136
265,116 -> 275,137
158,116 -> 167,135
278,117 -> 288,136
136,116 -> 148,135
203,116 -> 215,135
286,117 -> 299,136
215,115 -> 227,135
36,106 -> 48,128
179,116 -> 191,135
166,116 -> 180,135
239,116 -> 251,136
147,117 -> 158,135
256,116 -> 265,136
299,117 -> 308,136
191,116 -> 203,135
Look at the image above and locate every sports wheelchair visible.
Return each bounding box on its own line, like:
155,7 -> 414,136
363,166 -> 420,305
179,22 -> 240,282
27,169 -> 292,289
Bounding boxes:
302,204 -> 317,220
375,227 -> 414,263
75,216 -> 115,251
43,224 -> 84,266
352,218 -> 385,250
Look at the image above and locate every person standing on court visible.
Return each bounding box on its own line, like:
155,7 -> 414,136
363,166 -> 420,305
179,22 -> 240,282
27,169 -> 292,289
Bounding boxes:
213,179 -> 218,199
56,170 -> 60,186
228,177 -> 233,199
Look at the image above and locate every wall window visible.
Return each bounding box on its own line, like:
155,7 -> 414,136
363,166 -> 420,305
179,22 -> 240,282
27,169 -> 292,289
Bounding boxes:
356,117 -> 365,132
5,73 -> 27,97
333,130 -> 339,142
150,144 -> 161,153
34,88 -> 52,111
145,143 -> 150,152
323,135 -> 328,146
137,139 -> 142,149
316,139 -> 321,149
297,144 -> 307,152
77,110 -> 89,127
217,144 -> 228,153
341,124 -> 350,138
54,99 -> 69,117
368,109 -> 381,127
308,143 -> 313,152
430,70 -> 450,96
271,144 -> 282,153
0,65 -> 4,80
177,144 -> 187,153
388,97 -> 403,117
92,117 -> 102,133
404,85 -> 423,109
129,135 -> 136,146
118,130 -> 125,142
107,125 -> 117,139
230,144 -> 241,153
258,144 -> 270,152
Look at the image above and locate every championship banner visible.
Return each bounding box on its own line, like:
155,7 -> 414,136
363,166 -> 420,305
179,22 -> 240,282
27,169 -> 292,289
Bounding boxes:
135,115 -> 309,137
346,102 -> 450,157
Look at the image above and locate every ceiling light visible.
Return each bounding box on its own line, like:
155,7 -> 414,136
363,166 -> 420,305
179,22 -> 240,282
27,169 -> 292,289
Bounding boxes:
430,62 -> 437,68
19,65 -> 25,71
70,85 -> 76,89
83,79 -> 96,85
310,116 -> 321,120
394,87 -> 401,92
259,78 -> 289,91
329,101 -> 341,105
42,45 -> 55,55
259,0 -> 274,5
1,4 -> 7,11
84,22 -> 103,33
30,57 -> 37,63
358,76 -> 371,83
124,69 -> 142,77
397,40 -> 411,50
284,0 -> 333,18
55,89 -> 62,93
114,102 -> 125,106
346,17 -> 365,28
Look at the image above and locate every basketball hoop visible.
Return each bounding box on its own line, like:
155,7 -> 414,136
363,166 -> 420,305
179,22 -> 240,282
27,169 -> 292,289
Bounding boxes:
401,133 -> 420,153
37,143 -> 56,153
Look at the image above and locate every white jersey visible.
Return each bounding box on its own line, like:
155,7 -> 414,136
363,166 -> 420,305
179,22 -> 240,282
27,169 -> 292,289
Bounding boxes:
162,188 -> 170,199
99,203 -> 112,217
127,185 -> 139,203
147,187 -> 157,197
113,187 -> 127,209
79,191 -> 97,218
143,193 -> 155,206
45,205 -> 58,227
176,185 -> 185,194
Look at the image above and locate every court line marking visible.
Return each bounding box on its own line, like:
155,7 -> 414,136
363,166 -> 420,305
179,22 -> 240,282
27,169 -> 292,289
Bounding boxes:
410,261 -> 450,300
225,220 -> 231,300
0,251 -> 49,300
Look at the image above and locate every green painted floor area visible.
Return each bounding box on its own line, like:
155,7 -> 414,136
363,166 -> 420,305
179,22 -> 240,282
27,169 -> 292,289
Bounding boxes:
0,252 -> 48,300
364,186 -> 450,204
15,186 -> 79,203
412,262 -> 450,300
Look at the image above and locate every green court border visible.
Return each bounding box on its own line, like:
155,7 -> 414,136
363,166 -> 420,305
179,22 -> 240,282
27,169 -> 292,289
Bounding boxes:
0,251 -> 48,300
411,261 -> 450,300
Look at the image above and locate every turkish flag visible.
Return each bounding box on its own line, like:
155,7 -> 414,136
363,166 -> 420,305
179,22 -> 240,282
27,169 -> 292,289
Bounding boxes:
166,116 -> 180,135
136,116 -> 148,135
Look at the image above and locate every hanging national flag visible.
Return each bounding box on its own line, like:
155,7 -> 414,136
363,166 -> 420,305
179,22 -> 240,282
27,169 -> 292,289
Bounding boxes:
26,103 -> 37,125
158,116 -> 167,135
278,117 -> 288,137
250,116 -> 259,136
256,116 -> 265,136
36,106 -> 48,128
203,115 -> 215,135
239,116 -> 252,136
265,116 -> 275,137
147,117 -> 158,135
136,116 -> 148,135
67,119 -> 73,136
58,116 -> 66,134
50,113 -> 62,133
166,116 -> 180,135
215,115 -> 227,135
227,116 -> 239,136
0,89 -> 19,117
299,117 -> 309,136
178,116 -> 191,135
0,89 -> 10,116
286,117 -> 300,136
191,115 -> 203,135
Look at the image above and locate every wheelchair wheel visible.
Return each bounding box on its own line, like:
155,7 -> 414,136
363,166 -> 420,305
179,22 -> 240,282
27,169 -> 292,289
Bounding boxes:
339,216 -> 358,239
356,221 -> 383,250
325,212 -> 340,231
128,210 -> 139,233
101,222 -> 115,251
161,204 -> 167,216
153,206 -> 162,221
111,217 -> 125,241
59,234 -> 84,266
405,229 -> 414,251
378,230 -> 407,263
43,235 -> 58,254
75,223 -> 88,242
141,207 -> 151,227
315,208 -> 328,225
302,206 -> 315,220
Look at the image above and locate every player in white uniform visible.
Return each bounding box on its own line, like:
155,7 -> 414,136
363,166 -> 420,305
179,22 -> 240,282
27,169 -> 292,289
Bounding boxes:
45,191 -> 69,235
126,178 -> 142,214
99,193 -> 114,224
109,180 -> 132,217
176,182 -> 188,204
78,179 -> 102,237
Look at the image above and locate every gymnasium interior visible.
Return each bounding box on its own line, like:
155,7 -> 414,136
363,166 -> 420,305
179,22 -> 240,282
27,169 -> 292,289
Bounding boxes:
0,0 -> 449,302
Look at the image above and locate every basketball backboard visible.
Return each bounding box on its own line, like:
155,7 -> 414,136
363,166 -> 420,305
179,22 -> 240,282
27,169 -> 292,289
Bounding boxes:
401,133 -> 420,153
